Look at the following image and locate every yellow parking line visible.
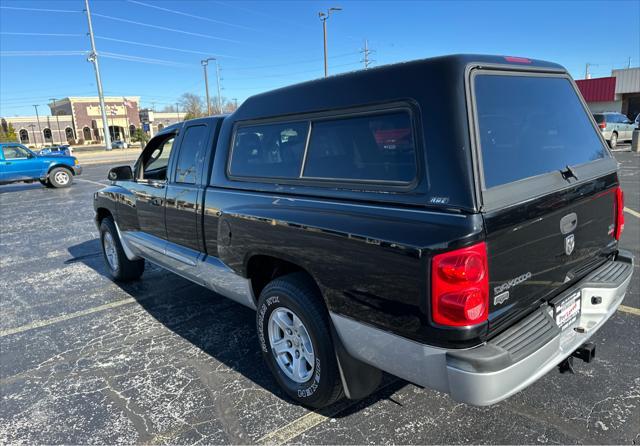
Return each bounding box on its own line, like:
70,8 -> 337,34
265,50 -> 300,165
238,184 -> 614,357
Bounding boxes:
257,380 -> 398,445
618,305 -> 640,316
624,207 -> 640,218
0,298 -> 137,337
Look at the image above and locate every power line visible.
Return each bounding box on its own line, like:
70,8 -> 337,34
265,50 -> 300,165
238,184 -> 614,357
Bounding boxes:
228,61 -> 361,81
0,32 -> 84,37
210,1 -> 316,32
0,51 -> 87,56
100,51 -> 195,68
0,6 -> 80,13
226,51 -> 360,72
126,0 -> 259,32
91,12 -> 242,43
95,36 -> 247,60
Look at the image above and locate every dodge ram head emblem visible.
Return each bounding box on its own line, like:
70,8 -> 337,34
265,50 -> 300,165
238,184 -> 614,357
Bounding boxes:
565,234 -> 575,256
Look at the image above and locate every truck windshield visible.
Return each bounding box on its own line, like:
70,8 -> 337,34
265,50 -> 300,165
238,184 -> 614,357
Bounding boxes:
474,74 -> 607,189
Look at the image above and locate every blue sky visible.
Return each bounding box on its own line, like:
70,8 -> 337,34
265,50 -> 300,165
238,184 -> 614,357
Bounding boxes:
1,0 -> 639,117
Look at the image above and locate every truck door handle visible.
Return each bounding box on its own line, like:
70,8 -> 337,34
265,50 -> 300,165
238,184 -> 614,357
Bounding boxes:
151,198 -> 162,206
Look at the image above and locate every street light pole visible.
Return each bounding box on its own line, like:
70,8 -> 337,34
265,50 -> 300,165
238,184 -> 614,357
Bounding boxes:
50,98 -> 62,144
84,0 -> 112,150
33,105 -> 42,147
318,7 -> 342,77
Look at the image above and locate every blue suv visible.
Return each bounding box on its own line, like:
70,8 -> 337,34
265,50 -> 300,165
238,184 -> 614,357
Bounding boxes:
0,143 -> 82,188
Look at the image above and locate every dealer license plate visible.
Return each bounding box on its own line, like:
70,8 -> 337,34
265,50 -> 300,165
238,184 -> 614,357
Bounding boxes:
554,291 -> 581,330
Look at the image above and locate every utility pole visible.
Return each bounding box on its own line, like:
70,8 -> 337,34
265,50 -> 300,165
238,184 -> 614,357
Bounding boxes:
628,57 -> 632,69
318,7 -> 342,77
50,98 -> 62,144
215,59 -> 222,114
360,39 -> 375,69
33,105 -> 42,147
176,102 -> 180,121
202,57 -> 222,114
109,106 -> 116,141
202,58 -> 212,115
84,0 -> 112,150
28,124 -> 36,147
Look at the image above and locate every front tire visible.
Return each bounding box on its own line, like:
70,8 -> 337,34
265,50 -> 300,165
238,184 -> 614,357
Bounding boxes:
609,132 -> 618,149
99,217 -> 145,281
257,273 -> 343,408
48,167 -> 72,188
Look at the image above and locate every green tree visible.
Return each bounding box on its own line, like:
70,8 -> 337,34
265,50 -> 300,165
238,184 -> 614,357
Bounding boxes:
131,128 -> 149,146
0,123 -> 18,142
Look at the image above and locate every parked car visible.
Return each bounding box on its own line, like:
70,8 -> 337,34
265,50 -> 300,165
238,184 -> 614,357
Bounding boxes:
111,140 -> 128,149
0,143 -> 82,187
592,112 -> 636,148
39,144 -> 73,156
94,54 -> 633,409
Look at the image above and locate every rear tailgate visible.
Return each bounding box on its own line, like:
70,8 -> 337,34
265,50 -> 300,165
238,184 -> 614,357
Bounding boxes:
470,70 -> 621,335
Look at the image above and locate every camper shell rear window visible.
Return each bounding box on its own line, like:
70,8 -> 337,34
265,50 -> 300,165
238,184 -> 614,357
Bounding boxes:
473,73 -> 607,190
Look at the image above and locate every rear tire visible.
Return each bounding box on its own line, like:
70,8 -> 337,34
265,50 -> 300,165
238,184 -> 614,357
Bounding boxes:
48,167 -> 72,188
609,132 -> 618,149
257,273 -> 343,408
99,217 -> 145,281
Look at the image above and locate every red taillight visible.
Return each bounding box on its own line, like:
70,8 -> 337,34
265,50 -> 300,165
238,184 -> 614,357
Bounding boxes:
431,242 -> 489,327
599,121 -> 606,129
615,186 -> 625,240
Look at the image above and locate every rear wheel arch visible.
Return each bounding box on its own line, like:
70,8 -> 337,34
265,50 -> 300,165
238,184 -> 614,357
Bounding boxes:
245,254 -> 325,306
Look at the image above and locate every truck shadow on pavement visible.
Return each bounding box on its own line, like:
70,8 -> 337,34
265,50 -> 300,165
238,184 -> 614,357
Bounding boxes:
67,238 -> 407,417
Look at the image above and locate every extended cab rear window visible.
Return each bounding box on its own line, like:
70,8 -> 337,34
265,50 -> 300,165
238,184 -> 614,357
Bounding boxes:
474,74 -> 607,189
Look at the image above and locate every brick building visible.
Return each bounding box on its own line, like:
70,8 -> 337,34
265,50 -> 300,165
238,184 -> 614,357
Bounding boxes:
50,96 -> 141,143
1,96 -> 142,147
1,115 -> 75,147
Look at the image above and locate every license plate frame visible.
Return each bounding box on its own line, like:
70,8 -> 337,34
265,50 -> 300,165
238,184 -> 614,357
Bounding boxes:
553,290 -> 581,330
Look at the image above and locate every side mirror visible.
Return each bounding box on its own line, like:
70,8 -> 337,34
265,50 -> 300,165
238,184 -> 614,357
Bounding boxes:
108,165 -> 134,181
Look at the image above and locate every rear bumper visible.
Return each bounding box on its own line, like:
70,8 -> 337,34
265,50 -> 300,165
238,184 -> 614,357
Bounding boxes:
446,250 -> 634,405
331,250 -> 634,406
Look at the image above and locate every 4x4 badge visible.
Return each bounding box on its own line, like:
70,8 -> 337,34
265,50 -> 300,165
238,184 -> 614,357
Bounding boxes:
565,234 -> 575,256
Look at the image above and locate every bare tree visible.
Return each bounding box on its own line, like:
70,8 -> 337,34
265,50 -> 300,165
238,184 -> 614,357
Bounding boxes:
179,93 -> 205,119
207,96 -> 239,114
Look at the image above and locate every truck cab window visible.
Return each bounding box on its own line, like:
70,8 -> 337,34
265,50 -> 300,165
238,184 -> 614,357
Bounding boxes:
174,125 -> 208,184
140,136 -> 175,181
2,145 -> 31,159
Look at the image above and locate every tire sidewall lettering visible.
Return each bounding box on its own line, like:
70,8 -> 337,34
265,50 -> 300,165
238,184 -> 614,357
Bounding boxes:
258,293 -> 321,400
257,295 -> 280,353
297,358 -> 321,398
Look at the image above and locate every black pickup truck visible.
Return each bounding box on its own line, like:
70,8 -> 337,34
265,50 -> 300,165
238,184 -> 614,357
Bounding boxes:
94,54 -> 634,408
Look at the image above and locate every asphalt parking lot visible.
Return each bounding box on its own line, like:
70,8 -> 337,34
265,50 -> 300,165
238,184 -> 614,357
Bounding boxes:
1,152 -> 639,444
